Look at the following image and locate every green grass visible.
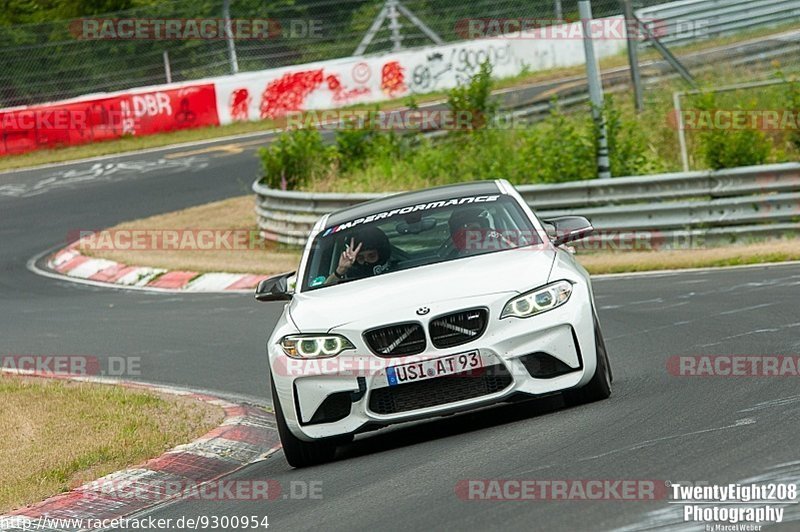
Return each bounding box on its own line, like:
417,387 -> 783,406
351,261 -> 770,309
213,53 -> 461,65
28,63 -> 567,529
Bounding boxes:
0,376 -> 222,513
577,238 -> 800,274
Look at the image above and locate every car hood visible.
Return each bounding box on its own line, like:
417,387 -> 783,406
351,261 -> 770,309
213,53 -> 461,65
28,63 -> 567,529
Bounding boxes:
288,247 -> 556,331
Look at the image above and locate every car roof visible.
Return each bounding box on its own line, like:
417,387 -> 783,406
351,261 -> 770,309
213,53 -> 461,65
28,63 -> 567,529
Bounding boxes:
324,180 -> 505,228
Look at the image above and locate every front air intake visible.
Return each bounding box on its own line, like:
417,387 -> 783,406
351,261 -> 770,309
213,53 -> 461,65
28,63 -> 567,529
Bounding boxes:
429,308 -> 488,349
368,364 -> 512,414
519,352 -> 577,379
363,322 -> 426,357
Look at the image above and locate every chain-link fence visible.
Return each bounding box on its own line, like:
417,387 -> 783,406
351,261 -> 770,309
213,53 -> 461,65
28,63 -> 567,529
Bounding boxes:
0,0 -> 797,109
0,0 -> 670,108
634,0 -> 800,87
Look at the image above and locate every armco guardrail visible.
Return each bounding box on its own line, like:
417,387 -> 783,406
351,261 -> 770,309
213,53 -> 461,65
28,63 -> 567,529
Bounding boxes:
637,0 -> 800,47
253,163 -> 800,248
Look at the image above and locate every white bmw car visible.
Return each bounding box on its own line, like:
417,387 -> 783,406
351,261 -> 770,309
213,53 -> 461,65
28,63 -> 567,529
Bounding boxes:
257,180 -> 612,467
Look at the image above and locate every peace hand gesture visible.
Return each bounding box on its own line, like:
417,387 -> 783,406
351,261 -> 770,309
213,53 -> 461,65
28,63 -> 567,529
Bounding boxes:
336,238 -> 362,276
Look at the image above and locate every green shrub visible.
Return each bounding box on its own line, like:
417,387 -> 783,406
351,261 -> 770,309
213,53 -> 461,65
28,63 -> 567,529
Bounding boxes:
603,96 -> 666,176
699,128 -> 772,170
783,76 -> 800,151
521,104 -> 596,182
447,60 -> 497,130
692,93 -> 772,170
258,127 -> 330,190
333,113 -> 413,174
260,64 -> 796,192
333,121 -> 378,174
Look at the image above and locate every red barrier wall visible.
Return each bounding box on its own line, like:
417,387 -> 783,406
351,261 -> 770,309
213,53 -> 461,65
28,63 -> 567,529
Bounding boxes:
0,84 -> 219,156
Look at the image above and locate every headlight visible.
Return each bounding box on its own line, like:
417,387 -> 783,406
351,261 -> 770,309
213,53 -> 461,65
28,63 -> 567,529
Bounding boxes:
280,334 -> 354,358
501,280 -> 573,319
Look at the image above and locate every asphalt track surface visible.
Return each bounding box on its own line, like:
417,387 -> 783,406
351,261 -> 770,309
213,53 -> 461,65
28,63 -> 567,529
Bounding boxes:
3,106 -> 800,532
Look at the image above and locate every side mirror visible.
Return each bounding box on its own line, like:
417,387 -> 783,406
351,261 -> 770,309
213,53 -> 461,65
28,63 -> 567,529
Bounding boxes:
255,272 -> 295,302
543,216 -> 594,247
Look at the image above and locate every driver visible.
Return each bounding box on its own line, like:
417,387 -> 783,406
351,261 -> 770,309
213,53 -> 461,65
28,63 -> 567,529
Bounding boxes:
325,226 -> 391,285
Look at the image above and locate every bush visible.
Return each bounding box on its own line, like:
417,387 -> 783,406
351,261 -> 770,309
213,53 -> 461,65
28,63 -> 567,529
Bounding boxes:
692,93 -> 772,170
447,60 -> 497,130
258,127 -> 330,190
525,105 -> 597,182
603,96 -> 666,176
698,127 -> 772,170
333,114 -> 413,174
260,64 -> 796,193
333,121 -> 378,174
782,76 -> 800,151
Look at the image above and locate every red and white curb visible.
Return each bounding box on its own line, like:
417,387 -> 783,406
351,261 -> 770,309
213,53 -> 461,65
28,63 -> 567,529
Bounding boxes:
0,370 -> 281,532
41,243 -> 270,293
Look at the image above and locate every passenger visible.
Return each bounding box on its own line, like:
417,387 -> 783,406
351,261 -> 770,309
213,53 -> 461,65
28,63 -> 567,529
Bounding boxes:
448,208 -> 491,255
448,208 -> 515,255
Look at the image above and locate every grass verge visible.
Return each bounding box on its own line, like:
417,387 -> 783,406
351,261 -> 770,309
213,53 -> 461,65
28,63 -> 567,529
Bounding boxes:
0,375 -> 223,513
82,195 -> 301,275
80,194 -> 800,277
577,239 -> 800,274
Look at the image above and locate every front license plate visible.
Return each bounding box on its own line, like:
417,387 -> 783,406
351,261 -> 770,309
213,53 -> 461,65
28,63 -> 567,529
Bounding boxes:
386,351 -> 483,387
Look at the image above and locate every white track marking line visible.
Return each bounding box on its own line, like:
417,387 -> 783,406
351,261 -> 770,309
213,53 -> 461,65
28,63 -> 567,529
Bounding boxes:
592,260 -> 800,280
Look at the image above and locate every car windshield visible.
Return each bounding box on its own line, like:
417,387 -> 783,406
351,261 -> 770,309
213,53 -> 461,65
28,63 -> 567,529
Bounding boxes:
302,194 -> 540,291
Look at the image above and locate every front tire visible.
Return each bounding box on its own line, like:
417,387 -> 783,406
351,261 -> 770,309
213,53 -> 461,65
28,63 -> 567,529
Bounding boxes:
563,312 -> 612,406
271,379 -> 337,468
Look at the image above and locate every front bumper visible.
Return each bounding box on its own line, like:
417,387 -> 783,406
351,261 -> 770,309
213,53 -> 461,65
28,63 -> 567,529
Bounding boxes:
269,282 -> 598,441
